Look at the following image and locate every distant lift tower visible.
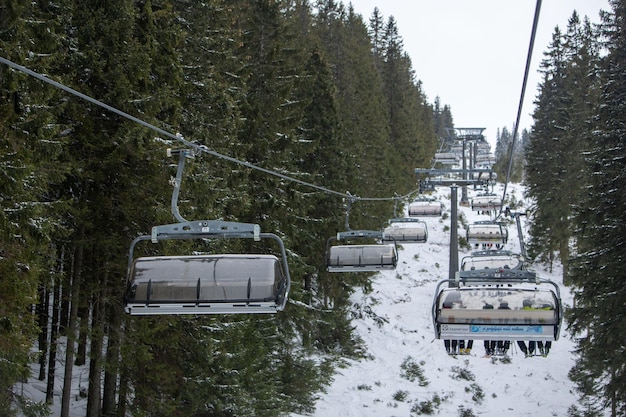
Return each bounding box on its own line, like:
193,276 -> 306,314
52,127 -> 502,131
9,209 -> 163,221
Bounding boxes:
415,168 -> 494,283
446,128 -> 488,206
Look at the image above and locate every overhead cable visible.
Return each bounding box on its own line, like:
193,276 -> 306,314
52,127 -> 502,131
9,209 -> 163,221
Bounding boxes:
500,0 -> 542,210
0,55 -> 408,202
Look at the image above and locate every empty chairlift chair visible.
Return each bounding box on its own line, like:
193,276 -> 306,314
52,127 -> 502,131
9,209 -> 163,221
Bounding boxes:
124,220 -> 291,315
408,199 -> 443,217
432,269 -> 563,343
433,152 -> 460,166
382,218 -> 428,243
326,230 -> 398,272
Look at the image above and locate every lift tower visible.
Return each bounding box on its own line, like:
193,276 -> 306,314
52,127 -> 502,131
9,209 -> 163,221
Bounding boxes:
415,168 -> 495,283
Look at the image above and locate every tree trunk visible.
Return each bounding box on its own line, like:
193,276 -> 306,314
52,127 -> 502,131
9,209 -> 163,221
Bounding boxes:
37,280 -> 49,381
61,236 -> 84,417
75,302 -> 90,366
46,245 -> 65,403
86,270 -> 105,417
102,297 -> 121,416
116,366 -> 128,417
560,239 -> 570,286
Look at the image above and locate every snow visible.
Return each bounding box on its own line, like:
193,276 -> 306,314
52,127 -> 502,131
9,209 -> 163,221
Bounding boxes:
293,182 -> 583,417
16,182 -> 589,417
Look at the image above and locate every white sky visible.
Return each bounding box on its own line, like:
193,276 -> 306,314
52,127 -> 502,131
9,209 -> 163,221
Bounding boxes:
347,0 -> 609,145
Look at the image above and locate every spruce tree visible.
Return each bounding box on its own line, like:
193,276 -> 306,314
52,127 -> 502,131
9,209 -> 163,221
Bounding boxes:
526,13 -> 600,282
525,27 -> 572,275
0,2 -> 71,415
568,1 -> 626,416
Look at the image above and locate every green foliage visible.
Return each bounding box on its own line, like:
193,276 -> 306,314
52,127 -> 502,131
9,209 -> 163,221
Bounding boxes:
0,0 -> 460,416
392,390 -> 408,401
493,126 -> 526,183
410,393 -> 446,415
400,356 -> 429,386
457,406 -> 476,417
449,365 -> 475,382
526,4 -> 626,416
525,11 -> 601,283
465,383 -> 485,404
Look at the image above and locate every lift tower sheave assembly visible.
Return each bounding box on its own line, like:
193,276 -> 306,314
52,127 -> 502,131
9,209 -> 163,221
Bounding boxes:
415,169 -> 492,283
445,128 -> 488,205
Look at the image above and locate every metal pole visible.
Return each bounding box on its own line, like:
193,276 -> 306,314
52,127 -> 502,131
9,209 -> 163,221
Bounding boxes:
449,185 -> 459,281
461,141 -> 468,204
170,150 -> 189,223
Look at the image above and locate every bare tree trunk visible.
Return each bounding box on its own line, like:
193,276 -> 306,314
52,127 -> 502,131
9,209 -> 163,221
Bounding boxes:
102,295 -> 121,416
116,366 -> 128,417
86,271 -> 105,417
37,280 -> 49,381
61,237 -> 84,417
75,302 -> 89,367
560,240 -> 570,286
46,245 -> 65,403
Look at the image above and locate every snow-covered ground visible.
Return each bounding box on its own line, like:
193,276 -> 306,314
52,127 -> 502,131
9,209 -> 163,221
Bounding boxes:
16,182 -> 586,417
293,182 -> 582,417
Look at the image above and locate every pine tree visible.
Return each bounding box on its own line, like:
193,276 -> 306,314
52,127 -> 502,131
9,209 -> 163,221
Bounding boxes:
494,126 -> 525,183
0,2 -> 72,415
433,97 -> 455,141
526,11 -> 601,282
567,1 -> 626,416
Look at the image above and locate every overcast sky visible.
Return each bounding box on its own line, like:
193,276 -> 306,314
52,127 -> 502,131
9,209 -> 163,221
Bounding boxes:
346,0 -> 609,145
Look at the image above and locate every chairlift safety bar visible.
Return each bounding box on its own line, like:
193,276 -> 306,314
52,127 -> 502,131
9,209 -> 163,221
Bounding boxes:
150,220 -> 261,243
388,217 -> 426,224
336,229 -> 383,240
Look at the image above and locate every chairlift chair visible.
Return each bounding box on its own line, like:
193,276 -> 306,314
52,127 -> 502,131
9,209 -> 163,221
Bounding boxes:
326,230 -> 398,272
466,221 -> 508,247
124,220 -> 291,315
382,218 -> 428,243
408,199 -> 443,217
475,155 -> 496,165
432,269 -> 563,342
433,152 -> 460,166
124,149 -> 291,315
470,194 -> 502,212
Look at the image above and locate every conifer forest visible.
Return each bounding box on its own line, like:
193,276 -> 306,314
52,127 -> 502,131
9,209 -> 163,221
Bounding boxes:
1,1 -> 626,416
